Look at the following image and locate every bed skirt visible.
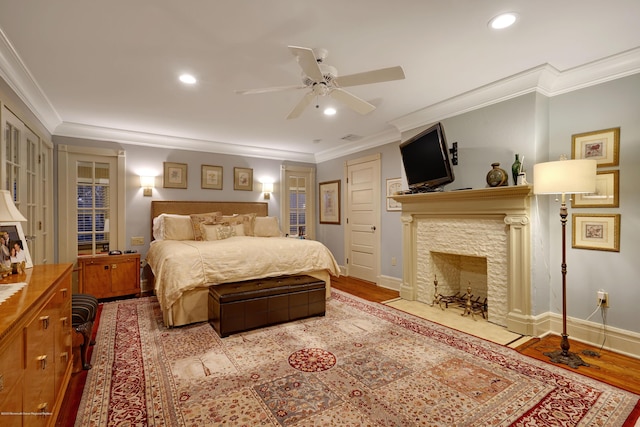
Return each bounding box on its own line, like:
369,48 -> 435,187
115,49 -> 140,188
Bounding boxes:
162,270 -> 332,327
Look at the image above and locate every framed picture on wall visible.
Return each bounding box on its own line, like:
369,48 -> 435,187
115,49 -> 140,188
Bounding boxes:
571,127 -> 620,167
201,165 -> 223,190
386,177 -> 402,211
572,213 -> 620,252
0,222 -> 33,270
571,170 -> 619,208
234,167 -> 253,191
319,180 -> 340,224
163,162 -> 188,189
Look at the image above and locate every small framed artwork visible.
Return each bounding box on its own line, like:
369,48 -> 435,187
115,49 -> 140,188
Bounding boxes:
319,180 -> 341,224
0,222 -> 33,269
201,165 -> 223,190
163,162 -> 188,189
386,177 -> 402,211
234,167 -> 253,191
572,213 -> 620,252
571,170 -> 619,208
571,127 -> 620,167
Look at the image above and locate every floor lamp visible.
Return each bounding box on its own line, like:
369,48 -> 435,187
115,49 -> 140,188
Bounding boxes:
533,157 -> 596,368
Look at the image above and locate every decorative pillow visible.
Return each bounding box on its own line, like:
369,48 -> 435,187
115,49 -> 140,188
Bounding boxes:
216,224 -> 237,240
163,215 -> 196,240
200,223 -> 244,241
253,216 -> 282,237
190,212 -> 222,241
217,213 -> 256,236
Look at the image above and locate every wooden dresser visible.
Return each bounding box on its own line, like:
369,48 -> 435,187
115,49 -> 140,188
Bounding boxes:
0,264 -> 73,427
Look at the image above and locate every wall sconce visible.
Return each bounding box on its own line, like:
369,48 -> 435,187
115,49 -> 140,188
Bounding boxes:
261,182 -> 274,200
140,176 -> 155,197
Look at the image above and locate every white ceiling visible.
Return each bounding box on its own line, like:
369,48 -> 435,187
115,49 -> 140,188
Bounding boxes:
1,1 -> 640,162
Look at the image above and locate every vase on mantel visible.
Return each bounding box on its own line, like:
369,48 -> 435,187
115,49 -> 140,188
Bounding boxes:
511,154 -> 522,186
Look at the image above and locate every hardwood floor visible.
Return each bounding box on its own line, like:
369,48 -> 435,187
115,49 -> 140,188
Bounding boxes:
331,275 -> 400,302
57,276 -> 639,426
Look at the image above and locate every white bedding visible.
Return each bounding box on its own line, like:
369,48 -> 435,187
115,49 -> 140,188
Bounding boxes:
147,236 -> 340,314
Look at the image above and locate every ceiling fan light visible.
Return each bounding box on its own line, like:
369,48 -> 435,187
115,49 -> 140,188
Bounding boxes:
489,12 -> 518,29
179,74 -> 197,84
324,107 -> 336,116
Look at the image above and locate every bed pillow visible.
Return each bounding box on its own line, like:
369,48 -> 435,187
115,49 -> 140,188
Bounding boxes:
190,212 -> 223,241
163,215 -> 196,240
200,223 -> 245,241
253,216 -> 282,237
217,213 -> 256,236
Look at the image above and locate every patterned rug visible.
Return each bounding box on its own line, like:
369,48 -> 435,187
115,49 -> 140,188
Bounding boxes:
75,291 -> 640,426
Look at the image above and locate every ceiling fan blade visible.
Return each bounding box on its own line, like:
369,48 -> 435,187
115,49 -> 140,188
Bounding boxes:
235,84 -> 307,95
334,66 -> 405,88
288,45 -> 324,82
329,88 -> 376,115
286,91 -> 316,119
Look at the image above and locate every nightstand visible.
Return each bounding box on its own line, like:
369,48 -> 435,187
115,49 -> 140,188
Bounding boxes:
78,253 -> 141,299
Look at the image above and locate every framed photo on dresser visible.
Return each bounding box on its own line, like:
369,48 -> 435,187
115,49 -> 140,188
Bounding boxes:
0,222 -> 33,269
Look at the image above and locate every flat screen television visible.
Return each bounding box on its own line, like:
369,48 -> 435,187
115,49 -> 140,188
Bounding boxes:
399,122 -> 455,192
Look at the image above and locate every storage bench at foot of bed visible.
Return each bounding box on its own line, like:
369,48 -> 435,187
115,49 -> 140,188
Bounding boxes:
208,275 -> 326,337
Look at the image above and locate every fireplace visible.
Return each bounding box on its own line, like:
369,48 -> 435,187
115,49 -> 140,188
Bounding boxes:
392,186 -> 534,335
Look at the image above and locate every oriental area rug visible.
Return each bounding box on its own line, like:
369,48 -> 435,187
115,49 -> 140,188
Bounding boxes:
75,291 -> 640,426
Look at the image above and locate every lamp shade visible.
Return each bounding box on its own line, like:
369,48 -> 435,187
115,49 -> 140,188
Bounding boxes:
262,182 -> 274,193
0,190 -> 27,222
140,176 -> 155,188
533,159 -> 597,195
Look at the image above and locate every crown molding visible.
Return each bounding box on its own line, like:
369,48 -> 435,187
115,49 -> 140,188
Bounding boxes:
54,122 -> 316,163
389,47 -> 640,133
2,24 -> 639,163
0,28 -> 61,131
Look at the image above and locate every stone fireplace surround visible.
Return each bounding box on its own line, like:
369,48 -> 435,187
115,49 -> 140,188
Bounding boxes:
392,186 -> 533,335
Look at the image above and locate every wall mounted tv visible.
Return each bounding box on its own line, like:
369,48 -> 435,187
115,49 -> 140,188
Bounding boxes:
399,122 -> 455,192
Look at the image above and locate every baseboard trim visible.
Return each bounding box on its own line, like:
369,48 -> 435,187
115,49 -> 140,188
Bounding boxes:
378,275 -> 401,291
533,311 -> 640,360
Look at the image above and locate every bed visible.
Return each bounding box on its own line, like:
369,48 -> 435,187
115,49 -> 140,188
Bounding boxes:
146,201 -> 340,327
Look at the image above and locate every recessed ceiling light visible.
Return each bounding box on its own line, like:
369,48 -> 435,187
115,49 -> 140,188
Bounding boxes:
179,74 -> 197,84
324,107 -> 336,116
489,12 -> 518,30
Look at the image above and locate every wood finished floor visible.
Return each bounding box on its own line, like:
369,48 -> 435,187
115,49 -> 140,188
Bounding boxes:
57,276 -> 640,426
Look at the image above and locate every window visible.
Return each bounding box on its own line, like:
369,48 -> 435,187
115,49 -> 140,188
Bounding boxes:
288,175 -> 307,236
77,162 -> 111,255
280,165 -> 315,239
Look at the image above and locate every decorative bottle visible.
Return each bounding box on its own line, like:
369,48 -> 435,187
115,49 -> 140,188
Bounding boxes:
511,154 -> 521,186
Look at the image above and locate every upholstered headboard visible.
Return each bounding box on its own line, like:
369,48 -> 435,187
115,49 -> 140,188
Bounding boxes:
150,201 -> 268,240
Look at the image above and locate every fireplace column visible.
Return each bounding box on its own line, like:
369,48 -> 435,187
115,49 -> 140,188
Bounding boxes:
504,214 -> 533,335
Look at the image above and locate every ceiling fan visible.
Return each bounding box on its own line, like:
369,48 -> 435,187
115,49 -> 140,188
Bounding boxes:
235,45 -> 405,119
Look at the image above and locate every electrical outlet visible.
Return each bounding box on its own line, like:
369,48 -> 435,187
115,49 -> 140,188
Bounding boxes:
131,236 -> 145,246
597,290 -> 609,308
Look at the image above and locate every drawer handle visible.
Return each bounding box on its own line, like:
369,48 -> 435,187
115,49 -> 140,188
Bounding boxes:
112,264 -> 118,269
40,315 -> 50,329
61,287 -> 68,297
61,351 -> 69,362
37,354 -> 48,370
37,402 -> 48,414
60,316 -> 69,327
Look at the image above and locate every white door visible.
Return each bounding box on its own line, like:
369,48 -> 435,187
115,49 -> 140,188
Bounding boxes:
345,154 -> 380,283
2,106 -> 54,265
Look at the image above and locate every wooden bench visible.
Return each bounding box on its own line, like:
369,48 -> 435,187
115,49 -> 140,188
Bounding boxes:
208,275 -> 326,337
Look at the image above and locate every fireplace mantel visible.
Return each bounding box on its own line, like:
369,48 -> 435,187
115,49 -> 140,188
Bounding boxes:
392,186 -> 534,335
391,185 -> 533,215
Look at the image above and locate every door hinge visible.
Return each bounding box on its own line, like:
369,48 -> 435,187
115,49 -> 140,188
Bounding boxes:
346,218 -> 349,224
346,258 -> 349,264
